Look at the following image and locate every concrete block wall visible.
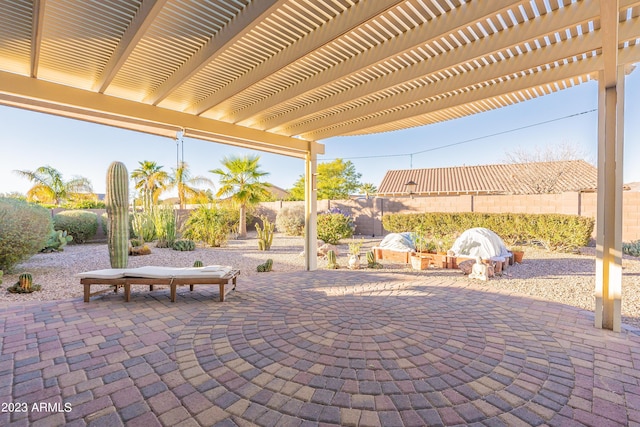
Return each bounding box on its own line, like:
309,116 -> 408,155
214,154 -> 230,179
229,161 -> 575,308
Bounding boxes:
251,192 -> 639,241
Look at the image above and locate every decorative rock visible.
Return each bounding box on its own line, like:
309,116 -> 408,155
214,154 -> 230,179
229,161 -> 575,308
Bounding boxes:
318,243 -> 339,258
458,260 -> 475,275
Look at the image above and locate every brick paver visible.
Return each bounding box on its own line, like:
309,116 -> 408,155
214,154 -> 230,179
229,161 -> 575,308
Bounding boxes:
1,270 -> 640,426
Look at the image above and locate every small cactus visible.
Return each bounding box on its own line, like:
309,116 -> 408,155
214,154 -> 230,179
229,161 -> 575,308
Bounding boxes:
8,273 -> 41,293
172,239 -> 196,251
326,250 -> 338,269
41,230 -> 74,252
193,260 -> 204,268
19,273 -> 32,291
129,244 -> 152,256
0,270 -> 3,285
257,259 -> 273,272
366,251 -> 375,265
366,250 -> 382,269
256,216 -> 274,251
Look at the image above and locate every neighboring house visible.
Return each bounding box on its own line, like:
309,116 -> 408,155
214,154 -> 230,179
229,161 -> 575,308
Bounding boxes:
266,184 -> 290,201
377,160 -> 599,197
627,182 -> 640,192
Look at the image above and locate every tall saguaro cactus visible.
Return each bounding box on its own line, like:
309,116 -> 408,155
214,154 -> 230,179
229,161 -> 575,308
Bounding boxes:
106,161 -> 129,268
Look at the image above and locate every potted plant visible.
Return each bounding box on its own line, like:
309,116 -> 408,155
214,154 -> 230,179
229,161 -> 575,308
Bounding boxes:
510,246 -> 524,264
410,232 -> 432,270
348,241 -> 362,270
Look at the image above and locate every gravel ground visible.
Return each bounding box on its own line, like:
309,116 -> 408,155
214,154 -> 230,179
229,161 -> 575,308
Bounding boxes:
2,232 -> 640,329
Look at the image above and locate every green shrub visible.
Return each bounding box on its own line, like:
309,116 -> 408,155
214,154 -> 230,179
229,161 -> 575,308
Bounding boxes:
181,205 -> 233,247
53,210 -> 98,244
317,209 -> 355,245
382,212 -> 594,252
531,215 -> 594,251
0,198 -> 52,271
276,205 -> 305,236
101,212 -> 108,235
62,199 -> 106,209
623,240 -> 640,257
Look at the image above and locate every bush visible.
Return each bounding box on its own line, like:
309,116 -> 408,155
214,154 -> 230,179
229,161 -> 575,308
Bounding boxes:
0,198 -> 52,271
276,205 -> 305,236
62,199 -> 106,209
53,210 -> 98,243
181,205 -> 234,247
623,240 -> 640,257
382,212 -> 594,252
101,212 -> 108,235
317,208 -> 355,245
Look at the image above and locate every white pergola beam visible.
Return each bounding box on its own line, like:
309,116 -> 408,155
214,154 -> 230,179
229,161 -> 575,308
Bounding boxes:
228,0 -> 521,125
264,0 -> 598,135
190,0 -> 406,116
0,71 -> 323,159
94,0 -> 168,93
289,25 -> 608,138
144,0 -> 283,105
30,0 -> 45,78
305,55 -> 601,140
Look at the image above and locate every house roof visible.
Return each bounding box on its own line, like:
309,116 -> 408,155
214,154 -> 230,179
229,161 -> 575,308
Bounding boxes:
377,160 -> 598,196
266,184 -> 290,201
0,1 -> 638,159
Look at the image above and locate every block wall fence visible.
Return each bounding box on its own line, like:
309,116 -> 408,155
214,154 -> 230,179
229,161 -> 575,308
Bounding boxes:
254,191 -> 640,241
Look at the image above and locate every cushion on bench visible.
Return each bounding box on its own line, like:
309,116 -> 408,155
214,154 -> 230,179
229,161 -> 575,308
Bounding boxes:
77,265 -> 234,280
76,268 -> 127,279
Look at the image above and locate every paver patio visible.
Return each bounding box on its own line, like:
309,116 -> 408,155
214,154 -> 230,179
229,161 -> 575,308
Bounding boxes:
1,270 -> 639,426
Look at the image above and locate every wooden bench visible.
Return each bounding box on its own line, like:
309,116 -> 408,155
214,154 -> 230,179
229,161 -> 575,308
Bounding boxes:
81,269 -> 240,303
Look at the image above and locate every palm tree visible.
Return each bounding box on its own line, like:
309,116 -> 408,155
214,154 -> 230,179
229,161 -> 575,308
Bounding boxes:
360,183 -> 378,199
13,165 -> 92,205
210,155 -> 270,239
131,161 -> 169,211
167,162 -> 213,209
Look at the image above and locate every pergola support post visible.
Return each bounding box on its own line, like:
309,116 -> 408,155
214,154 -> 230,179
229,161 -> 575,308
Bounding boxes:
595,0 -> 623,332
304,148 -> 318,271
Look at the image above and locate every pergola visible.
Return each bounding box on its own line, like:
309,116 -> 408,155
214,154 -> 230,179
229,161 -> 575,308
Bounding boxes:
0,0 -> 638,331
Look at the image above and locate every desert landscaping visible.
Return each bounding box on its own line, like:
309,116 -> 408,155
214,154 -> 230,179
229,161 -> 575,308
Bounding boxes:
2,232 -> 640,330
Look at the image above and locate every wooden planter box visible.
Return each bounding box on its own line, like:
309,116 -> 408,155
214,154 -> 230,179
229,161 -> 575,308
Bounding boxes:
373,247 -> 412,264
374,248 -> 463,269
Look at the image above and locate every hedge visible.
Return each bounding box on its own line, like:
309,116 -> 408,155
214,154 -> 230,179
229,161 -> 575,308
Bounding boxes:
0,198 -> 52,271
53,210 -> 98,243
382,212 -> 594,252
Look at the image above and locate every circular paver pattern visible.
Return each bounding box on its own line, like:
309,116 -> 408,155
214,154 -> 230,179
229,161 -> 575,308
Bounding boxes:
175,279 -> 575,426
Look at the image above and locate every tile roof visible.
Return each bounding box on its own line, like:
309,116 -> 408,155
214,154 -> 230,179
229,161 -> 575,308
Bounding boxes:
377,160 -> 598,196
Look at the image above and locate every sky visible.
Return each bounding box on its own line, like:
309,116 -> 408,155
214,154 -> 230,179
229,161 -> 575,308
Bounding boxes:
1,66 -> 639,197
